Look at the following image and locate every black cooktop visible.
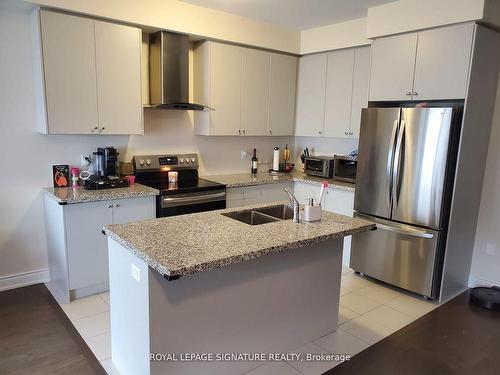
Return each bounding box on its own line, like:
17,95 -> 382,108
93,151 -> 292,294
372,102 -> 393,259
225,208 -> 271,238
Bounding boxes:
136,171 -> 225,195
158,178 -> 225,195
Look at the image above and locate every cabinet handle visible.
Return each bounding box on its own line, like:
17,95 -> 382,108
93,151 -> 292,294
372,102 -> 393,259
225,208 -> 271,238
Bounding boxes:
413,92 -> 418,96
115,203 -> 120,208
269,130 -> 272,135
100,126 -> 105,132
107,204 -> 113,208
242,129 -> 246,135
92,126 -> 98,132
405,91 -> 411,96
344,131 -> 348,135
238,129 -> 241,135
318,130 -> 322,135
349,131 -> 353,135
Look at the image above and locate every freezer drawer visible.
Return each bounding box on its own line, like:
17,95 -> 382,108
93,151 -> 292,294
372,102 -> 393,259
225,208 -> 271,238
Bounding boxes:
350,213 -> 441,298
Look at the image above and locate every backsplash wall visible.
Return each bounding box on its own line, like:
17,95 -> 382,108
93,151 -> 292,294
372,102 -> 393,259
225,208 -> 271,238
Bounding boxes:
293,136 -> 359,165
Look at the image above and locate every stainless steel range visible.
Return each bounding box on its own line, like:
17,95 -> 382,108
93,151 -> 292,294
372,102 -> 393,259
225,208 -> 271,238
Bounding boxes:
133,153 -> 226,217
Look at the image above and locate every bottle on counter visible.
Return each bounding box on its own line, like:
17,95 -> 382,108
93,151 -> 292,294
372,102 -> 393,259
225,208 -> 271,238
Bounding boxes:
251,148 -> 258,174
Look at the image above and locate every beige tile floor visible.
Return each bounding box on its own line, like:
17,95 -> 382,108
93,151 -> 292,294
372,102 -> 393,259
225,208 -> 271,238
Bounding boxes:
60,267 -> 439,375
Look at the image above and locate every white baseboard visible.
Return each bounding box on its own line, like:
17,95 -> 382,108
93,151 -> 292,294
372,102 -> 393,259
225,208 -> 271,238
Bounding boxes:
0,269 -> 49,292
468,274 -> 499,288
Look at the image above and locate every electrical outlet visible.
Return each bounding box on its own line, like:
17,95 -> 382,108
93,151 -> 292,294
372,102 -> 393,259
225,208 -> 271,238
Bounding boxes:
131,263 -> 141,283
241,150 -> 247,160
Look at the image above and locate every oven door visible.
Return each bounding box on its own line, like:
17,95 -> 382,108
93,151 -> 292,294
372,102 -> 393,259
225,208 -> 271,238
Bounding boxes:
305,158 -> 327,177
158,189 -> 226,217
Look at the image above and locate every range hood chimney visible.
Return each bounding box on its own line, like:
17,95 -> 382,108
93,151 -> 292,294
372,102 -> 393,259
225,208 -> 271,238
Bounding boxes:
149,31 -> 209,110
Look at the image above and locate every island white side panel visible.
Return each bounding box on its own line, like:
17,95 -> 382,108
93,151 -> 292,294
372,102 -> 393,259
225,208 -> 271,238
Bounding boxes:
108,238 -> 150,375
148,239 -> 343,375
43,194 -> 70,304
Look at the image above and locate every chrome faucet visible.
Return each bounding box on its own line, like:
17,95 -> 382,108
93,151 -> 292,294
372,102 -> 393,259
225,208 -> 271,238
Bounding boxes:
284,187 -> 300,223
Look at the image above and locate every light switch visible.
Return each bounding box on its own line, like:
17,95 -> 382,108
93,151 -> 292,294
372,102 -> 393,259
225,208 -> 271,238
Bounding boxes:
131,263 -> 141,283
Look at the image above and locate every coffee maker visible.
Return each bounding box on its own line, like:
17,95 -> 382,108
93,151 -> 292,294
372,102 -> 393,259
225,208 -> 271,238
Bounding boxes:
85,147 -> 129,190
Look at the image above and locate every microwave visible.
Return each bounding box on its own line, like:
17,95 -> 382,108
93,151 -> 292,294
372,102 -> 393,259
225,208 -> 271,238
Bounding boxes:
304,156 -> 335,178
333,155 -> 357,183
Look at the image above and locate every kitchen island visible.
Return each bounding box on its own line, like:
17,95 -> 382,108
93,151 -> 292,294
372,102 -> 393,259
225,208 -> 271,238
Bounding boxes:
103,202 -> 373,375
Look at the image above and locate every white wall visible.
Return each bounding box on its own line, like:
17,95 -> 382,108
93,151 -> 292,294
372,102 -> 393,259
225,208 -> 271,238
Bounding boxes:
300,18 -> 370,55
0,1 -> 293,286
26,0 -> 300,54
469,75 -> 500,287
366,0 -> 485,38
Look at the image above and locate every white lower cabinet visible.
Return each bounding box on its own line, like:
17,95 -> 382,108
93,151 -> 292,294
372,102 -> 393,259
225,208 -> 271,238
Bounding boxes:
323,188 -> 355,266
293,181 -> 355,265
44,195 -> 155,304
226,183 -> 292,208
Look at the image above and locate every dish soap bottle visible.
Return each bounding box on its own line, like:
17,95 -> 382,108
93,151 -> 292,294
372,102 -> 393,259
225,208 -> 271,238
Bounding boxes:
251,148 -> 258,174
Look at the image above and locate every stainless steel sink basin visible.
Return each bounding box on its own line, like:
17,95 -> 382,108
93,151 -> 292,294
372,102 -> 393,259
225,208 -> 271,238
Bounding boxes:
222,204 -> 293,225
255,204 -> 294,220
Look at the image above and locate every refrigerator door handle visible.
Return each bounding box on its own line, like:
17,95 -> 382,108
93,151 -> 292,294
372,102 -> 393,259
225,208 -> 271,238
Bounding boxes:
375,222 -> 435,239
387,119 -> 399,211
393,119 -> 406,205
355,213 -> 435,239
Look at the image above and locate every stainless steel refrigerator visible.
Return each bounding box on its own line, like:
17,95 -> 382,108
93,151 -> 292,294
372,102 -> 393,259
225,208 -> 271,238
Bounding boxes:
351,106 -> 462,299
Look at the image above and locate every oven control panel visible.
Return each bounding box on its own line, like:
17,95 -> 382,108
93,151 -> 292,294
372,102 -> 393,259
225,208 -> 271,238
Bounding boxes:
133,154 -> 199,171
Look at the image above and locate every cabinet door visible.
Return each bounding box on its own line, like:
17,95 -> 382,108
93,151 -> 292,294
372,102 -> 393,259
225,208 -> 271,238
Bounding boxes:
257,182 -> 292,203
350,46 -> 371,138
293,182 -> 322,206
242,186 -> 260,205
268,54 -> 297,136
413,23 -> 474,100
65,201 -> 113,290
210,43 -> 242,135
40,10 -> 98,134
112,197 -> 155,224
94,21 -> 143,134
295,54 -> 327,137
324,189 -> 355,266
369,33 -> 418,101
323,49 -> 354,138
241,48 -> 270,136
226,188 -> 245,208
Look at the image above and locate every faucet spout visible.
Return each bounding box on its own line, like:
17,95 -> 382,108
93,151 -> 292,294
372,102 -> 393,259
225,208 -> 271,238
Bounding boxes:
284,187 -> 300,223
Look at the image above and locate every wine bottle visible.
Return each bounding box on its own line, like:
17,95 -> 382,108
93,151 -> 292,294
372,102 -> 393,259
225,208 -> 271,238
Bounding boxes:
251,148 -> 258,174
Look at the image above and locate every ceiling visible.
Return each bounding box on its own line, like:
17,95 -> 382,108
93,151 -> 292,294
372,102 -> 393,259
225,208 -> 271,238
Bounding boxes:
180,0 -> 397,30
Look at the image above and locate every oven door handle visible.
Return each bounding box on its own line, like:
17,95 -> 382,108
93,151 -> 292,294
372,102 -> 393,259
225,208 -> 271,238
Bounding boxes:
161,191 -> 226,208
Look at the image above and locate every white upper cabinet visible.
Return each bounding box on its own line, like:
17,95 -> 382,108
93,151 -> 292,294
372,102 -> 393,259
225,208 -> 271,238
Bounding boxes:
413,23 -> 474,100
295,46 -> 370,139
369,33 -> 418,102
241,48 -> 270,136
38,10 -> 143,135
295,53 -> 328,137
210,42 -> 242,135
323,49 -> 355,138
194,41 -> 297,136
268,53 -> 297,136
94,21 -> 143,134
40,11 -> 99,134
370,23 -> 474,102
194,41 -> 242,136
350,46 -> 371,138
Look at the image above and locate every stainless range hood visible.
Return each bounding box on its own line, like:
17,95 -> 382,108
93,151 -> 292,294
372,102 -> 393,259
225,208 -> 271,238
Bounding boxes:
149,31 -> 209,110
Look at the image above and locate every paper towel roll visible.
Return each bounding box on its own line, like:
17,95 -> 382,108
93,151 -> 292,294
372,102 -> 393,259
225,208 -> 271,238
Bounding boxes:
273,147 -> 280,171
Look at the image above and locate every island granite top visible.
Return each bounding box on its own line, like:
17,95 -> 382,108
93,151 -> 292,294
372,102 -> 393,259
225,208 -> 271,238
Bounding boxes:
103,201 -> 374,279
202,171 -> 355,191
43,183 -> 159,204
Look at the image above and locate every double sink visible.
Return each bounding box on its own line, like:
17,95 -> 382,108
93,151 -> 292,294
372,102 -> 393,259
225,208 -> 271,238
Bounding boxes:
222,204 -> 293,225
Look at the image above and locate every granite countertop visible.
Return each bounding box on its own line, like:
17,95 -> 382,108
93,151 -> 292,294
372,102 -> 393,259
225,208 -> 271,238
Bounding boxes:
44,183 -> 159,204
202,171 -> 355,192
104,201 -> 374,279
